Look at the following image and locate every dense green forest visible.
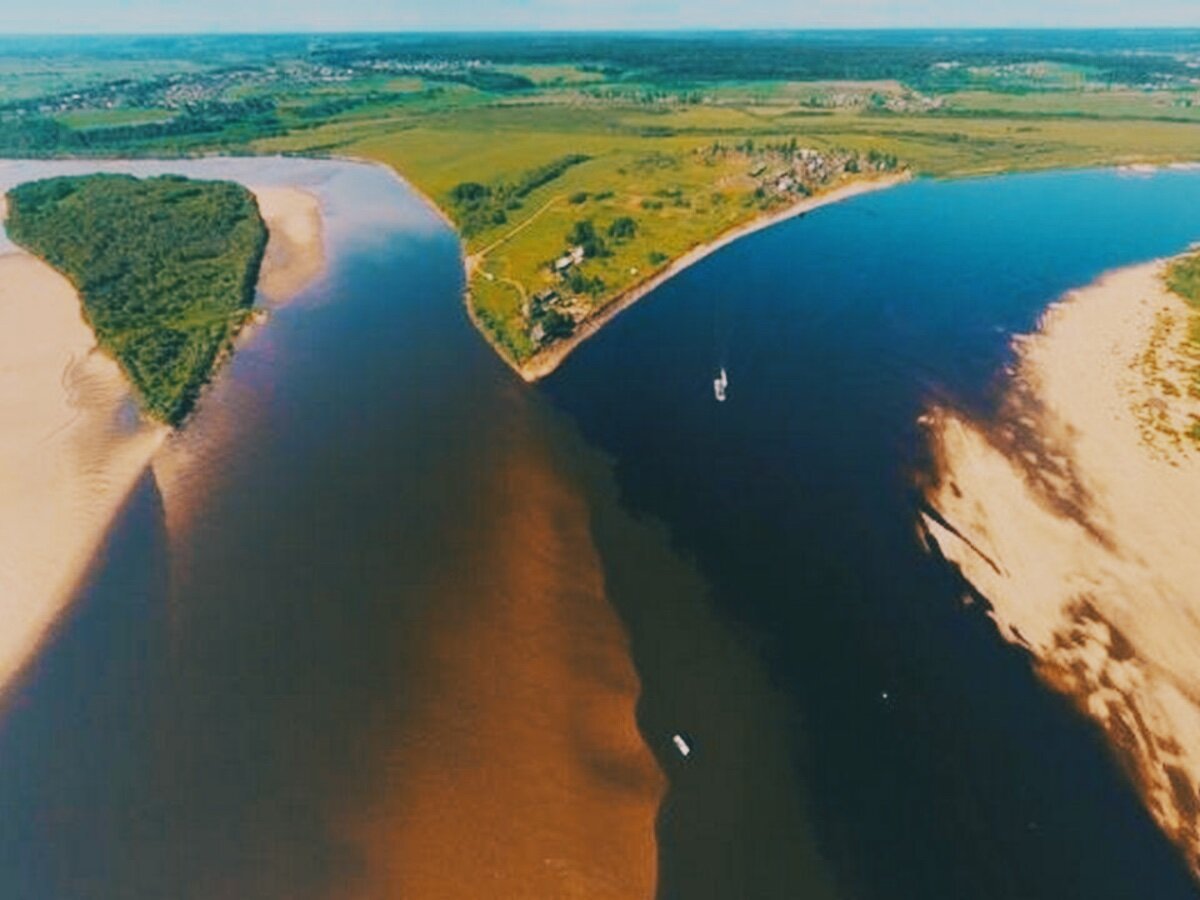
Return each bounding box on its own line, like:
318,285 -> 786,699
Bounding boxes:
6,174 -> 267,424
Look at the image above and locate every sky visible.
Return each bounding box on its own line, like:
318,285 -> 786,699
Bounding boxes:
2,0 -> 1199,34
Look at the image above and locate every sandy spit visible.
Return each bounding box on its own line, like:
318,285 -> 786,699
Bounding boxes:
0,250 -> 167,697
921,260 -> 1200,875
251,186 -> 326,304
506,173 -> 911,382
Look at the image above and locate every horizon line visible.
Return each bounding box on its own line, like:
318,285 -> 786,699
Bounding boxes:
3,25 -> 1200,38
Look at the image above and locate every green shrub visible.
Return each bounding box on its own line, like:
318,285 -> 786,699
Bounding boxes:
566,219 -> 610,258
607,216 -> 637,240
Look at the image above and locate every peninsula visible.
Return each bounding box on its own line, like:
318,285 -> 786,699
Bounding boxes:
921,246 -> 1200,876
496,171 -> 910,381
5,33 -> 1200,375
452,149 -> 906,377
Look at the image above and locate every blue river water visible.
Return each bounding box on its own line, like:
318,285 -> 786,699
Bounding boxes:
545,167 -> 1200,900
2,161 -> 1200,898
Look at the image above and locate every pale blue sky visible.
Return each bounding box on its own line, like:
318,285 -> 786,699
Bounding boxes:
1,1 -> 1198,34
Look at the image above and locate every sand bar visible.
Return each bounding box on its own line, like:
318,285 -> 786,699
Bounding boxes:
921,260 -> 1200,874
251,186 -> 326,304
0,249 -> 167,696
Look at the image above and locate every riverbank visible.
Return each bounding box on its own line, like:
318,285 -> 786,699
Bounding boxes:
0,248 -> 167,697
921,259 -> 1200,876
500,173 -> 911,382
0,173 -> 327,700
252,186 -> 325,304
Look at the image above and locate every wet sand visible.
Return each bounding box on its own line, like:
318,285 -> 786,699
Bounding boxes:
0,249 -> 167,697
0,180 -> 327,699
921,261 -> 1200,875
252,186 -> 326,304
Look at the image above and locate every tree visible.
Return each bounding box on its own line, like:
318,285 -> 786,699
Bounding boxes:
567,219 -> 596,245
451,182 -> 490,204
607,216 -> 637,240
566,219 -> 609,258
539,308 -> 575,341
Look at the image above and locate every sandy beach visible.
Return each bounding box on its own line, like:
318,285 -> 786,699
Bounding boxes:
505,173 -> 911,382
921,260 -> 1200,874
0,179 -> 327,700
252,186 -> 326,303
0,249 -> 167,697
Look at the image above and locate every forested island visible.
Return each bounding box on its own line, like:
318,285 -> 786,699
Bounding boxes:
5,174 -> 267,424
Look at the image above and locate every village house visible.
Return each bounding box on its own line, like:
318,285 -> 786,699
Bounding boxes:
553,245 -> 586,273
532,288 -> 561,309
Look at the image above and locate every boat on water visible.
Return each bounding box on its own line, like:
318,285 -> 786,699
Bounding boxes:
672,733 -> 692,757
713,367 -> 728,402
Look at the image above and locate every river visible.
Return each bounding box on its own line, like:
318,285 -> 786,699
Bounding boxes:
2,159 -> 1200,898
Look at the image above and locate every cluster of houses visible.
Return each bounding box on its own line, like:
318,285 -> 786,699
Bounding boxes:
527,286 -> 586,345
23,62 -> 352,116
752,146 -> 898,199
523,244 -> 593,345
800,89 -> 943,113
361,58 -> 488,75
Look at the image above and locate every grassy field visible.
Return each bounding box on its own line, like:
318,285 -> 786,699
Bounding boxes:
312,120 -> 894,360
6,174 -> 267,424
255,83 -> 1200,364
5,33 -> 1200,371
56,107 -> 175,129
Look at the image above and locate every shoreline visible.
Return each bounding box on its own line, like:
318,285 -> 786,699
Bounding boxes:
251,185 -> 327,304
329,152 -> 459,232
465,173 -> 912,383
0,249 -> 168,698
921,257 -> 1200,877
0,171 -> 327,700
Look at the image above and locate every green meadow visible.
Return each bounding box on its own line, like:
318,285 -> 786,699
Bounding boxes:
5,32 -> 1200,368
256,87 -> 1200,362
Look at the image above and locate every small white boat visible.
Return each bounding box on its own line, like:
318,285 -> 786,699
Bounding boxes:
672,733 -> 692,758
713,367 -> 728,402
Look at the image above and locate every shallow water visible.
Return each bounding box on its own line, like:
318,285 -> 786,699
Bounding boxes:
2,161 -> 1200,898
